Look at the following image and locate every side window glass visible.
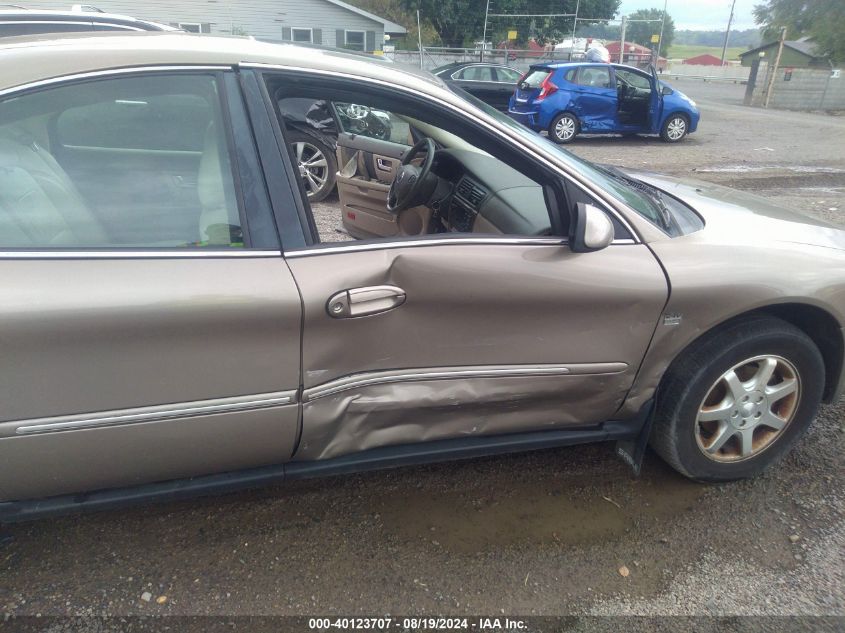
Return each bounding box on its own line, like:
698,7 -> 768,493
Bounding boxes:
334,103 -> 411,145
0,74 -> 243,248
459,66 -> 494,81
576,67 -> 611,88
564,68 -> 578,82
615,69 -> 652,90
495,67 -> 522,83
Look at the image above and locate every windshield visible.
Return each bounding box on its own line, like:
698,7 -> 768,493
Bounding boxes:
451,86 -> 669,230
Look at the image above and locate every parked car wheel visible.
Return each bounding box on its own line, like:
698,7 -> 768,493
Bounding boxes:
651,316 -> 824,482
549,112 -> 579,144
288,132 -> 337,202
660,114 -> 689,143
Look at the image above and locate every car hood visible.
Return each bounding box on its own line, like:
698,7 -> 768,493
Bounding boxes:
627,170 -> 845,251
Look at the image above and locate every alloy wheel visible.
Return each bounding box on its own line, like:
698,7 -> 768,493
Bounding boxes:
293,141 -> 329,197
666,117 -> 687,141
695,355 -> 801,462
555,116 -> 576,141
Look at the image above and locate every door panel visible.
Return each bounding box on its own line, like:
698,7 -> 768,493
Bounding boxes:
287,241 -> 668,461
335,131 -> 409,239
57,146 -> 203,244
0,256 -> 302,500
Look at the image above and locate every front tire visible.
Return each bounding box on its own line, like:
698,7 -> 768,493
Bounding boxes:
660,114 -> 689,142
651,316 -> 824,481
548,113 -> 579,144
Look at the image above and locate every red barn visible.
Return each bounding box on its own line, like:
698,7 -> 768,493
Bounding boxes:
683,53 -> 724,66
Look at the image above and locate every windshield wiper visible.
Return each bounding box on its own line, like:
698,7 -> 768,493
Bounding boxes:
596,165 -> 673,230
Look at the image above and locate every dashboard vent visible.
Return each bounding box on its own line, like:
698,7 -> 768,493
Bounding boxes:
455,177 -> 487,209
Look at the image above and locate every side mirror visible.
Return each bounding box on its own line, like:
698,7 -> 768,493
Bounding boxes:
661,85 -> 673,96
571,202 -> 614,252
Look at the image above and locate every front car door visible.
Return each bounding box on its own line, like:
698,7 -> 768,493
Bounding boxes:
261,69 -> 669,463
570,65 -> 618,132
0,70 -> 302,502
649,65 -> 665,133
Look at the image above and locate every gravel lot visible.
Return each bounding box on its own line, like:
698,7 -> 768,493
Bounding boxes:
1,80 -> 844,626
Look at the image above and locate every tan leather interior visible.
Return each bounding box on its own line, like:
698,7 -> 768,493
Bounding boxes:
335,145 -> 430,240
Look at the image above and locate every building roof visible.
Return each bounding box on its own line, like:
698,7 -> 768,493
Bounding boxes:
605,41 -> 653,54
740,36 -> 824,60
683,53 -> 724,66
322,0 -> 407,35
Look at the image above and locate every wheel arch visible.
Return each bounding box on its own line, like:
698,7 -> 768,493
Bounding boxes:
656,303 -> 844,405
660,109 -> 690,128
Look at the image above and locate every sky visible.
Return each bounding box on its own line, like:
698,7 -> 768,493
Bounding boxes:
618,0 -> 759,31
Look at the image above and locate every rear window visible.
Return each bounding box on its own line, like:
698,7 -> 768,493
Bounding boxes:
521,69 -> 551,88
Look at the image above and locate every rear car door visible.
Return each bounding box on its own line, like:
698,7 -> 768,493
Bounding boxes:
449,65 -> 509,111
570,65 -> 618,132
0,70 -> 302,503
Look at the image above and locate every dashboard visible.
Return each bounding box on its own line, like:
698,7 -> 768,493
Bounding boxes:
430,149 -> 552,236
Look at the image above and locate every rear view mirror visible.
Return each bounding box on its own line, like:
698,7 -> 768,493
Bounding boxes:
571,202 -> 614,252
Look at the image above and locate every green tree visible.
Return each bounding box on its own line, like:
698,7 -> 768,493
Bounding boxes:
624,7 -> 674,52
753,0 -> 845,63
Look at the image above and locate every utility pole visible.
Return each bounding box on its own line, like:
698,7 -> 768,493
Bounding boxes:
618,15 -> 627,64
656,0 -> 668,60
570,0 -> 580,43
417,10 -> 423,68
720,0 -> 736,65
481,0 -> 490,62
763,26 -> 787,108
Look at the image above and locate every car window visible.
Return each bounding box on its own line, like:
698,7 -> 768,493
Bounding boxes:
495,67 -> 522,83
575,67 -> 611,88
615,68 -> 651,90
334,103 -> 411,145
563,68 -> 578,82
521,69 -> 551,88
0,73 -> 244,248
456,66 -> 494,81
266,76 -> 561,246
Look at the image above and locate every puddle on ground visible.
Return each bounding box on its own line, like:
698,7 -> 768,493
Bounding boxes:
375,467 -> 705,553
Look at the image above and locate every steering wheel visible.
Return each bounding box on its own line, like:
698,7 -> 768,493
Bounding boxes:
387,137 -> 436,213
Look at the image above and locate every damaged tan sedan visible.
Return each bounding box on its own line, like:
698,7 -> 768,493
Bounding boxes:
1,34 -> 844,521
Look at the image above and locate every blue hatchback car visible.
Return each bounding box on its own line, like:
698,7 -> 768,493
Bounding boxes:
508,62 -> 700,143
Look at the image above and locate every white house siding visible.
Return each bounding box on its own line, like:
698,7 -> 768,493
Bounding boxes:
20,0 -> 386,50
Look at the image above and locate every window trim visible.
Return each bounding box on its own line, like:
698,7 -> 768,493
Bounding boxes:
0,66 -> 277,254
449,65 -> 495,82
291,27 -> 313,43
344,29 -> 366,51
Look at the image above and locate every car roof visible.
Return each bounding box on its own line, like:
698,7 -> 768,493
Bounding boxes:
0,9 -> 176,30
0,32 -> 446,94
531,61 -> 650,74
432,61 -> 517,75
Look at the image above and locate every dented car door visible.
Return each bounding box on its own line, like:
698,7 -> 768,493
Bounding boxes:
285,241 -> 667,462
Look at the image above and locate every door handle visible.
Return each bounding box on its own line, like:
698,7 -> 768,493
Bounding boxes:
327,285 -> 406,318
376,157 -> 393,171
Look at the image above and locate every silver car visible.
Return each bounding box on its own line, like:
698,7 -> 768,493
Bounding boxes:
0,33 -> 843,521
